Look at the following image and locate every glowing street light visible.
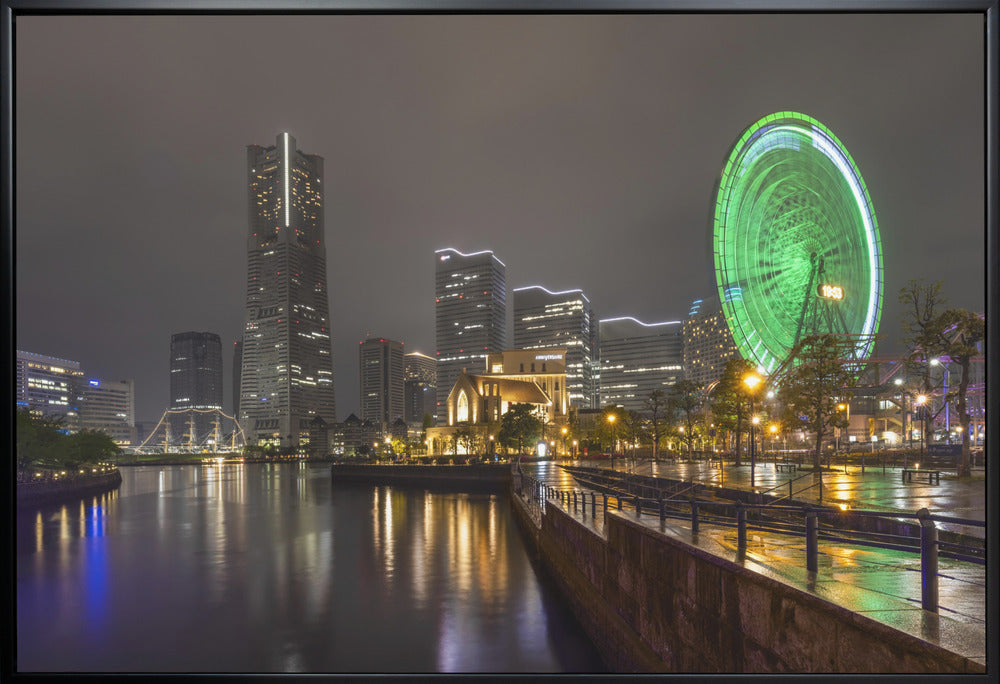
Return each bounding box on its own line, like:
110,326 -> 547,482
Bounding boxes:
607,413 -> 617,471
916,394 -> 927,459
744,372 -> 763,486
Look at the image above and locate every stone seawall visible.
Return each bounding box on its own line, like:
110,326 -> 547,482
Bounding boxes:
508,487 -> 983,674
17,470 -> 123,507
332,463 -> 510,490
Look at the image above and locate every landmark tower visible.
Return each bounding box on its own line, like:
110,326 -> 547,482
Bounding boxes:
239,133 -> 336,448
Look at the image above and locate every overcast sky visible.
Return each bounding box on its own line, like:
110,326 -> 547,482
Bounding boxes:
15,13 -> 985,424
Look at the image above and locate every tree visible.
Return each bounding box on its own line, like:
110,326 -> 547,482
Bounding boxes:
669,380 -> 705,460
63,430 -> 121,467
898,280 -> 950,450
497,403 -> 541,455
777,335 -> 855,470
16,409 -> 67,470
935,309 -> 984,477
591,405 -> 622,454
644,390 -> 668,459
454,422 -> 475,455
620,409 -> 646,464
711,358 -> 756,465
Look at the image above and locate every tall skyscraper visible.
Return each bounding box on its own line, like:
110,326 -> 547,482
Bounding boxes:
239,133 -> 336,448
169,332 -> 223,446
599,316 -> 684,413
16,350 -> 84,425
359,337 -> 405,427
404,351 -> 437,424
78,377 -> 136,445
682,295 -> 739,387
513,285 -> 597,408
232,338 -> 243,416
434,247 -> 506,414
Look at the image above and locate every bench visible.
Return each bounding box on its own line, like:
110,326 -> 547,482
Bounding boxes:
775,463 -> 797,473
902,468 -> 941,485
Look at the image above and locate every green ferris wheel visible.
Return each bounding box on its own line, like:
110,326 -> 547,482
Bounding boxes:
713,112 -> 883,374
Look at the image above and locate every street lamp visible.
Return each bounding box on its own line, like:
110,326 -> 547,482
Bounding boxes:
916,394 -> 927,460
744,372 -> 763,485
769,423 -> 778,456
572,439 -> 578,458
836,402 -> 850,453
561,426 -> 568,458
489,434 -> 494,461
607,413 -> 617,472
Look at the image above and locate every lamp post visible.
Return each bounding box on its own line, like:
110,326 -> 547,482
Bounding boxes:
561,426 -> 568,459
607,413 -> 617,472
572,439 -> 578,458
489,434 -> 494,461
744,372 -> 763,486
916,394 -> 927,461
769,423 -> 778,459
836,402 -> 850,453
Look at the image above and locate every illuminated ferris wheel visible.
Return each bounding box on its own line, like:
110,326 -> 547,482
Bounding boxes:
713,112 -> 883,374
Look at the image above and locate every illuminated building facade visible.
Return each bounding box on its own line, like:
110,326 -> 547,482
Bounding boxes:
404,351 -> 437,424
599,317 -> 683,413
239,133 -> 336,448
77,377 -> 135,445
16,349 -> 84,425
434,247 -> 506,419
513,285 -> 597,408
169,332 -> 223,446
682,295 -> 739,387
426,348 -> 568,455
359,337 -> 405,427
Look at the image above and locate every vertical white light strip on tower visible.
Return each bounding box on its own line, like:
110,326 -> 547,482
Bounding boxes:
283,132 -> 290,227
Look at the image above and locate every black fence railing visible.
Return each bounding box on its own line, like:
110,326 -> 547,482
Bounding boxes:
511,465 -> 983,615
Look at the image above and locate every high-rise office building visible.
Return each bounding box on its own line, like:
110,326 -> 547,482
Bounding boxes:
599,316 -> 684,413
682,295 -> 739,387
404,351 -> 437,423
169,332 -> 223,446
513,285 -> 597,408
434,247 -> 506,415
232,338 -> 243,416
16,350 -> 84,425
239,133 -> 336,448
77,377 -> 135,445
359,337 -> 405,427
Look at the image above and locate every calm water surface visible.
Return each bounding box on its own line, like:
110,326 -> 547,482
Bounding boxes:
17,463 -> 605,673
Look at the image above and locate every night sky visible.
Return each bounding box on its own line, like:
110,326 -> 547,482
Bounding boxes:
15,14 -> 985,424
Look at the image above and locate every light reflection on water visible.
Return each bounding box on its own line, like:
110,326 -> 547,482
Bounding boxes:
17,463 -> 603,673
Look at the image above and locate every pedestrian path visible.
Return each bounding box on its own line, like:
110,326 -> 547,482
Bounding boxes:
516,461 -> 986,668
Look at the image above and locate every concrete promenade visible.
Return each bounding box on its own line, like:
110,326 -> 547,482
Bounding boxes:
519,459 -> 987,670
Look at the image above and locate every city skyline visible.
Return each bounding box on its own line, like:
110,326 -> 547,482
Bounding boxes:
14,14 -> 986,423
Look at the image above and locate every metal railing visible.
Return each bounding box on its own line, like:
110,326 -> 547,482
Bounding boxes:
514,467 -> 983,615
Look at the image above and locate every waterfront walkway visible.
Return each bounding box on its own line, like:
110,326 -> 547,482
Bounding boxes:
518,460 -> 987,669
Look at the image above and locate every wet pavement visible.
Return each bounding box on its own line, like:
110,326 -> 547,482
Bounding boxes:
518,459 -> 987,668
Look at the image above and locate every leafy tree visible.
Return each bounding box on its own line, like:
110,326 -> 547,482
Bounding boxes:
644,390 -> 668,459
777,335 -> 855,470
619,409 -> 646,464
63,430 -> 121,467
590,405 -> 622,454
711,358 -> 756,465
391,437 -> 408,459
669,380 -> 705,459
497,403 -> 542,455
935,309 -> 984,477
16,409 -> 67,470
